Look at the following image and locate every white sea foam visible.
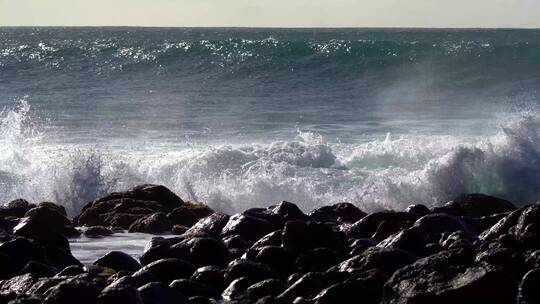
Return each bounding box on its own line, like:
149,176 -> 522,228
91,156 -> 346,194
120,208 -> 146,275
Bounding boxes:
0,99 -> 538,217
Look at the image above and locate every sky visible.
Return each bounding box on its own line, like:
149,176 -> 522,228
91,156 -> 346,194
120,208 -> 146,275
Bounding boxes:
1,0 -> 540,28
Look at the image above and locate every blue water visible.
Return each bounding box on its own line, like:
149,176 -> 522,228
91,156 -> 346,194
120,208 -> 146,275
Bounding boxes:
0,27 -> 539,216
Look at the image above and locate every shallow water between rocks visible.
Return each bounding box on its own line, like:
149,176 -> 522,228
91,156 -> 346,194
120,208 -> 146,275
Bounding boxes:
69,232 -> 173,264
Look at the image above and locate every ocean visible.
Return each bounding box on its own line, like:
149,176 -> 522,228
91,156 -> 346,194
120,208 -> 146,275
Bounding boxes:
1,27 -> 539,218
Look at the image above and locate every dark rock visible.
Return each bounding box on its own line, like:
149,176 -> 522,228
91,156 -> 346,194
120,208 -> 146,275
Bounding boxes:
14,206 -> 74,242
331,247 -> 416,276
110,270 -> 157,288
83,226 -> 113,238
76,185 -> 185,228
518,269 -> 540,304
254,246 -> 295,275
97,284 -> 143,304
94,251 -> 141,272
295,248 -> 341,273
169,279 -> 213,298
251,230 -> 283,249
0,237 -> 46,278
43,279 -> 100,304
269,201 -> 310,222
171,225 -> 189,235
476,247 -> 527,278
190,266 -> 225,297
135,258 -> 195,283
0,274 -> 39,294
313,282 -> 378,304
0,199 -> 34,218
185,213 -> 229,238
345,269 -> 388,302
382,248 -> 517,304
225,259 -> 274,282
20,261 -> 57,278
344,211 -> 419,239
222,277 -> 254,301
377,228 -> 427,257
245,279 -> 286,302
276,272 -> 349,302
128,212 -> 171,234
309,203 -> 366,225
139,237 -> 181,265
138,282 -> 189,304
413,213 -> 478,239
221,212 -> 281,244
223,235 -> 249,250
282,221 -> 345,254
55,265 -> 84,277
405,204 -> 430,216
437,193 -> 516,217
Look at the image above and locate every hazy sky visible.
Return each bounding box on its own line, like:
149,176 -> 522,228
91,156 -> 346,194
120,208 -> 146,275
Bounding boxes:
1,0 -> 540,28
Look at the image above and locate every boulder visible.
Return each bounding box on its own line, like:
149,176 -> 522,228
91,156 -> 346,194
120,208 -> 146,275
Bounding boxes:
93,251 -> 141,272
310,203 -> 366,225
83,226 -> 113,238
138,282 -> 189,304
382,248 -> 518,304
135,258 -> 195,283
43,279 -> 100,304
128,212 -> 171,234
435,194 -> 516,217
97,284 -> 143,304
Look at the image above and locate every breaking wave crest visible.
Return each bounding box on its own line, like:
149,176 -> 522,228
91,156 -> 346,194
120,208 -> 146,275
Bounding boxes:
0,99 -> 539,217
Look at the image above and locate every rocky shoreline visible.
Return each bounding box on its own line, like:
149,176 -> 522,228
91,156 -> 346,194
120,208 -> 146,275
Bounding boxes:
0,184 -> 538,303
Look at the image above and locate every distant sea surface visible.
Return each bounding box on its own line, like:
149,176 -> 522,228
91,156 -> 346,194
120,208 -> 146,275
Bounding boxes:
0,27 -> 539,216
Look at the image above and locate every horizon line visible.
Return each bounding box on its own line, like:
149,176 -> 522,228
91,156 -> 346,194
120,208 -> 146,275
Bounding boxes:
1,25 -> 540,30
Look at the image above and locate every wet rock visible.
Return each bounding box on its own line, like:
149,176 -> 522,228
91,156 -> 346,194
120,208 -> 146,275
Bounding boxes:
94,251 -> 141,272
221,212 -> 282,244
76,184 -> 185,228
269,201 -> 310,222
295,248 -> 341,273
313,282 -> 377,304
0,274 -> 39,294
436,193 -> 516,217
20,261 -> 57,278
169,279 -> 213,298
245,279 -> 286,302
83,226 -> 113,238
222,277 -> 254,301
225,259 -> 274,282
135,258 -> 195,283
405,204 -> 430,216
43,279 -> 100,304
171,224 -> 189,235
282,221 -> 345,254
518,269 -> 540,304
276,272 -> 349,302
331,247 -> 416,276
97,284 -> 143,304
190,266 -> 225,297
254,245 -> 295,275
344,211 -> 419,239
377,228 -> 427,257
138,282 -> 189,304
382,248 -> 517,304
128,212 -> 171,234
309,203 -> 366,225
0,237 -> 46,278
0,199 -> 35,218
185,213 -> 229,238
14,206 -> 74,242
413,213 -> 478,239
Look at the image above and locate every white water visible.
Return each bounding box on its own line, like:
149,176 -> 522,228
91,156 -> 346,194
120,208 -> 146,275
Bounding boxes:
0,99 -> 539,218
